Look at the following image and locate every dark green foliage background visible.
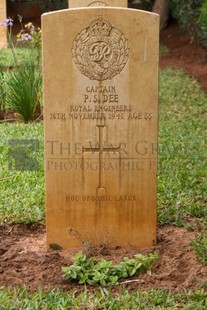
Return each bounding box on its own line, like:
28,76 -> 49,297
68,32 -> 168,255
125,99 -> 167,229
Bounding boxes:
169,0 -> 207,47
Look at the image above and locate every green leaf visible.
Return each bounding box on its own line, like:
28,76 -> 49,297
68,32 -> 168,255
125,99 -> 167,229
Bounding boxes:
62,252 -> 158,286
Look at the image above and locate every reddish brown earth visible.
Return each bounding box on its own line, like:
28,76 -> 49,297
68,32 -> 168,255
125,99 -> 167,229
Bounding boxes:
1,23 -> 207,292
160,22 -> 207,92
0,224 -> 206,292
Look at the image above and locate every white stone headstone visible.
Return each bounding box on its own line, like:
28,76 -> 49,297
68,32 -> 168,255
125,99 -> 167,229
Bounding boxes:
42,7 -> 159,249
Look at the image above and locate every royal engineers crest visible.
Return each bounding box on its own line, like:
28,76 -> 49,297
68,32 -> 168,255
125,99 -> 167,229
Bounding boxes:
72,17 -> 129,81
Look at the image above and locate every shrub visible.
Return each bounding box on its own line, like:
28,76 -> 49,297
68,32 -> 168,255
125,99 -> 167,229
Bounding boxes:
42,0 -> 68,11
140,0 -> 154,11
197,1 -> 207,47
170,0 -> 207,47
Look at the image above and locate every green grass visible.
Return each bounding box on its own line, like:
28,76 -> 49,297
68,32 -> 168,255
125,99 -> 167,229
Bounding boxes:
158,67 -> 207,228
0,48 -> 38,70
192,231 -> 207,265
0,67 -> 207,308
0,287 -> 206,309
159,44 -> 169,55
0,123 -> 44,223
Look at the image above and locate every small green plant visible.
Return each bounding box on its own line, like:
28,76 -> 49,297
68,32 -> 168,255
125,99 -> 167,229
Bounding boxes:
0,17 -> 42,122
192,232 -> 207,265
62,252 -> 158,286
5,57 -> 42,123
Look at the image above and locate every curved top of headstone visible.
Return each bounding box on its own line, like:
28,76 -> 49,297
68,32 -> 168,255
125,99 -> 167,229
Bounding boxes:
69,0 -> 128,8
42,6 -> 159,250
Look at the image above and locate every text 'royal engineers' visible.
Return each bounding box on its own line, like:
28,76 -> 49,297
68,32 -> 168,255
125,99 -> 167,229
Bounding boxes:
42,5 -> 159,249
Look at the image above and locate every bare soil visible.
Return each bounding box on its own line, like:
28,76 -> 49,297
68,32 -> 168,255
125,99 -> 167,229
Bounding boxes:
0,224 -> 206,292
1,23 -> 207,292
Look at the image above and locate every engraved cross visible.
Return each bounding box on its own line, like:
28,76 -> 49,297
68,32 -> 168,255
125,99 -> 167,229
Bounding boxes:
82,124 -> 121,195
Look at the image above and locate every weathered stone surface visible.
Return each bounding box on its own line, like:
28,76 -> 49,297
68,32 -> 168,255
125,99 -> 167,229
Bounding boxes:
0,0 -> 7,48
69,0 -> 127,8
42,8 -> 159,249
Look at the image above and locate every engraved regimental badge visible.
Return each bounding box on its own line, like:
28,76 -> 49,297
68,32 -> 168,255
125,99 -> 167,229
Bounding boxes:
72,17 -> 129,81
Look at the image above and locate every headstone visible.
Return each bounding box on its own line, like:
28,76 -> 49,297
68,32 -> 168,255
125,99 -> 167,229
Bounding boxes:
69,0 -> 127,8
0,0 -> 7,48
42,7 -> 159,249
153,0 -> 169,30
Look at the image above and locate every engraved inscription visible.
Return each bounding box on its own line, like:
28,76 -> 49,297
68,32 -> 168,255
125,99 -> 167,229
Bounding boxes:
72,17 -> 129,81
66,195 -> 138,203
49,110 -> 152,121
48,87 -> 153,121
88,1 -> 108,7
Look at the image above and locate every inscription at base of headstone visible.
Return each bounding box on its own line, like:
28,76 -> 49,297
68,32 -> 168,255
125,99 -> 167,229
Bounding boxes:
69,0 -> 127,8
42,7 -> 159,249
0,0 -> 7,48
